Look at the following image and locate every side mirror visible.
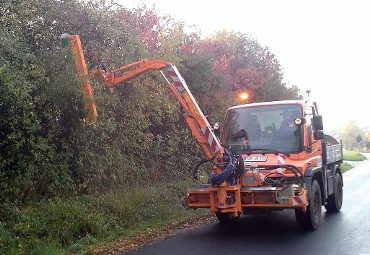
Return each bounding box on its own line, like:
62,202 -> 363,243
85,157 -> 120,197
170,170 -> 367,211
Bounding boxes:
313,115 -> 323,131
213,122 -> 220,137
314,130 -> 324,140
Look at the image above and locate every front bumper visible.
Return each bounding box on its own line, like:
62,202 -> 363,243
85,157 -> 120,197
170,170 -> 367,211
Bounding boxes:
187,185 -> 308,213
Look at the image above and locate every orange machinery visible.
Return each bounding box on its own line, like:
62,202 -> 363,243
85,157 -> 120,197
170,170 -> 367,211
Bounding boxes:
64,34 -> 343,230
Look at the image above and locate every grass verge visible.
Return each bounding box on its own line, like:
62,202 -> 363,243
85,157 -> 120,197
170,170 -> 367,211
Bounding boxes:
92,213 -> 214,255
343,150 -> 366,161
340,162 -> 353,173
0,179 -> 209,255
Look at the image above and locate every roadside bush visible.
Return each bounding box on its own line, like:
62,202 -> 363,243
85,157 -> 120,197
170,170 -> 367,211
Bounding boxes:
343,150 -> 366,161
0,180 -> 199,255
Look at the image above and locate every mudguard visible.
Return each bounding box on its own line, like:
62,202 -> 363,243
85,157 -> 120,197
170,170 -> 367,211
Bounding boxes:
304,166 -> 325,202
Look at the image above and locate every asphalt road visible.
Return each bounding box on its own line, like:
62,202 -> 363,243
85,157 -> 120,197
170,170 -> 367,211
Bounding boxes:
126,154 -> 370,255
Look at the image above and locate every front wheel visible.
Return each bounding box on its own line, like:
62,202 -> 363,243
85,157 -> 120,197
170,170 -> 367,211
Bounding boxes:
325,172 -> 343,212
295,180 -> 322,230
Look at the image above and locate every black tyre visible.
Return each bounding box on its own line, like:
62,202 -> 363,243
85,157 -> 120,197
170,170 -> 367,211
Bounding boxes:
325,172 -> 343,212
215,212 -> 240,224
295,180 -> 322,230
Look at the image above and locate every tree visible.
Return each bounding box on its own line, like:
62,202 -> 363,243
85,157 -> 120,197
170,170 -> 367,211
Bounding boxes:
340,120 -> 361,150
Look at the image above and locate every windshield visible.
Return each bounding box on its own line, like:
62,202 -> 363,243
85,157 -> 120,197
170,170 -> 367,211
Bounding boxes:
222,104 -> 303,154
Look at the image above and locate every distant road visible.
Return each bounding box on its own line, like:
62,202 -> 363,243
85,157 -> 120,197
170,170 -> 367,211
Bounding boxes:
125,154 -> 370,255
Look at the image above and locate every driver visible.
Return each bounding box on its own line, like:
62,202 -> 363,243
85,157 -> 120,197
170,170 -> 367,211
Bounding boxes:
231,129 -> 250,146
280,111 -> 295,128
261,126 -> 273,142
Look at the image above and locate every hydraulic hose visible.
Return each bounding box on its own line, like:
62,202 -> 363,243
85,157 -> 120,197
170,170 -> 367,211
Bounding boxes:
192,158 -> 213,182
256,164 -> 305,185
210,148 -> 235,186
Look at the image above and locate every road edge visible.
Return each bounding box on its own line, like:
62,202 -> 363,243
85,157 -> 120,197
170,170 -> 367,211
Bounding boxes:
90,213 -> 215,255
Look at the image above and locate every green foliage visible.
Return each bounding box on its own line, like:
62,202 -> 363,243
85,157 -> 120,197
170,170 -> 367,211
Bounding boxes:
340,162 -> 353,173
343,150 -> 366,161
0,0 -> 199,203
0,23 -> 74,203
0,180 -> 203,255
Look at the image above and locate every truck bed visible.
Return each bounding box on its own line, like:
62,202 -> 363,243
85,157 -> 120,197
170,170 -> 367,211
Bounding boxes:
324,134 -> 343,164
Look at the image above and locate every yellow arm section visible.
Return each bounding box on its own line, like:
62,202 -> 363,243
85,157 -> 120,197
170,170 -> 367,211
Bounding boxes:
67,35 -> 98,125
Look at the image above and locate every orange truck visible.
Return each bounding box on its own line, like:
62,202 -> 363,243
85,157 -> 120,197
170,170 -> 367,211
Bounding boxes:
63,34 -> 343,230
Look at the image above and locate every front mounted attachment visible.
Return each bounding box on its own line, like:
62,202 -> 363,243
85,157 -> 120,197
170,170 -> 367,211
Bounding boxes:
193,149 -> 244,186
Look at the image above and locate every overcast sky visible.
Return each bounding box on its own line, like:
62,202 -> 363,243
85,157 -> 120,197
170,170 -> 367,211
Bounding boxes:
123,0 -> 369,130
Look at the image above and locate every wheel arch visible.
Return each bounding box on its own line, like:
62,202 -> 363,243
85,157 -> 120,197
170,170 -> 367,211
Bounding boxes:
304,167 -> 325,204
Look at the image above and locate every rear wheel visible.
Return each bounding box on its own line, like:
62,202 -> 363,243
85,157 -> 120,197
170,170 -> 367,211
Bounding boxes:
215,212 -> 240,224
325,172 -> 343,212
295,180 -> 322,230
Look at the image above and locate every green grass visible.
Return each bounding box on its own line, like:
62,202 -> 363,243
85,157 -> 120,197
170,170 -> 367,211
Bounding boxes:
0,179 -> 207,255
343,150 -> 367,161
340,162 -> 353,173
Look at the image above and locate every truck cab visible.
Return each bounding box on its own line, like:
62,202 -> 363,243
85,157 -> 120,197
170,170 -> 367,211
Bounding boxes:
188,100 -> 343,230
222,100 -> 317,156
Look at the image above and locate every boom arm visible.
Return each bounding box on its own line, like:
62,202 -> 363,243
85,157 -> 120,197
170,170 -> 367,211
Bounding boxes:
66,35 -> 223,160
